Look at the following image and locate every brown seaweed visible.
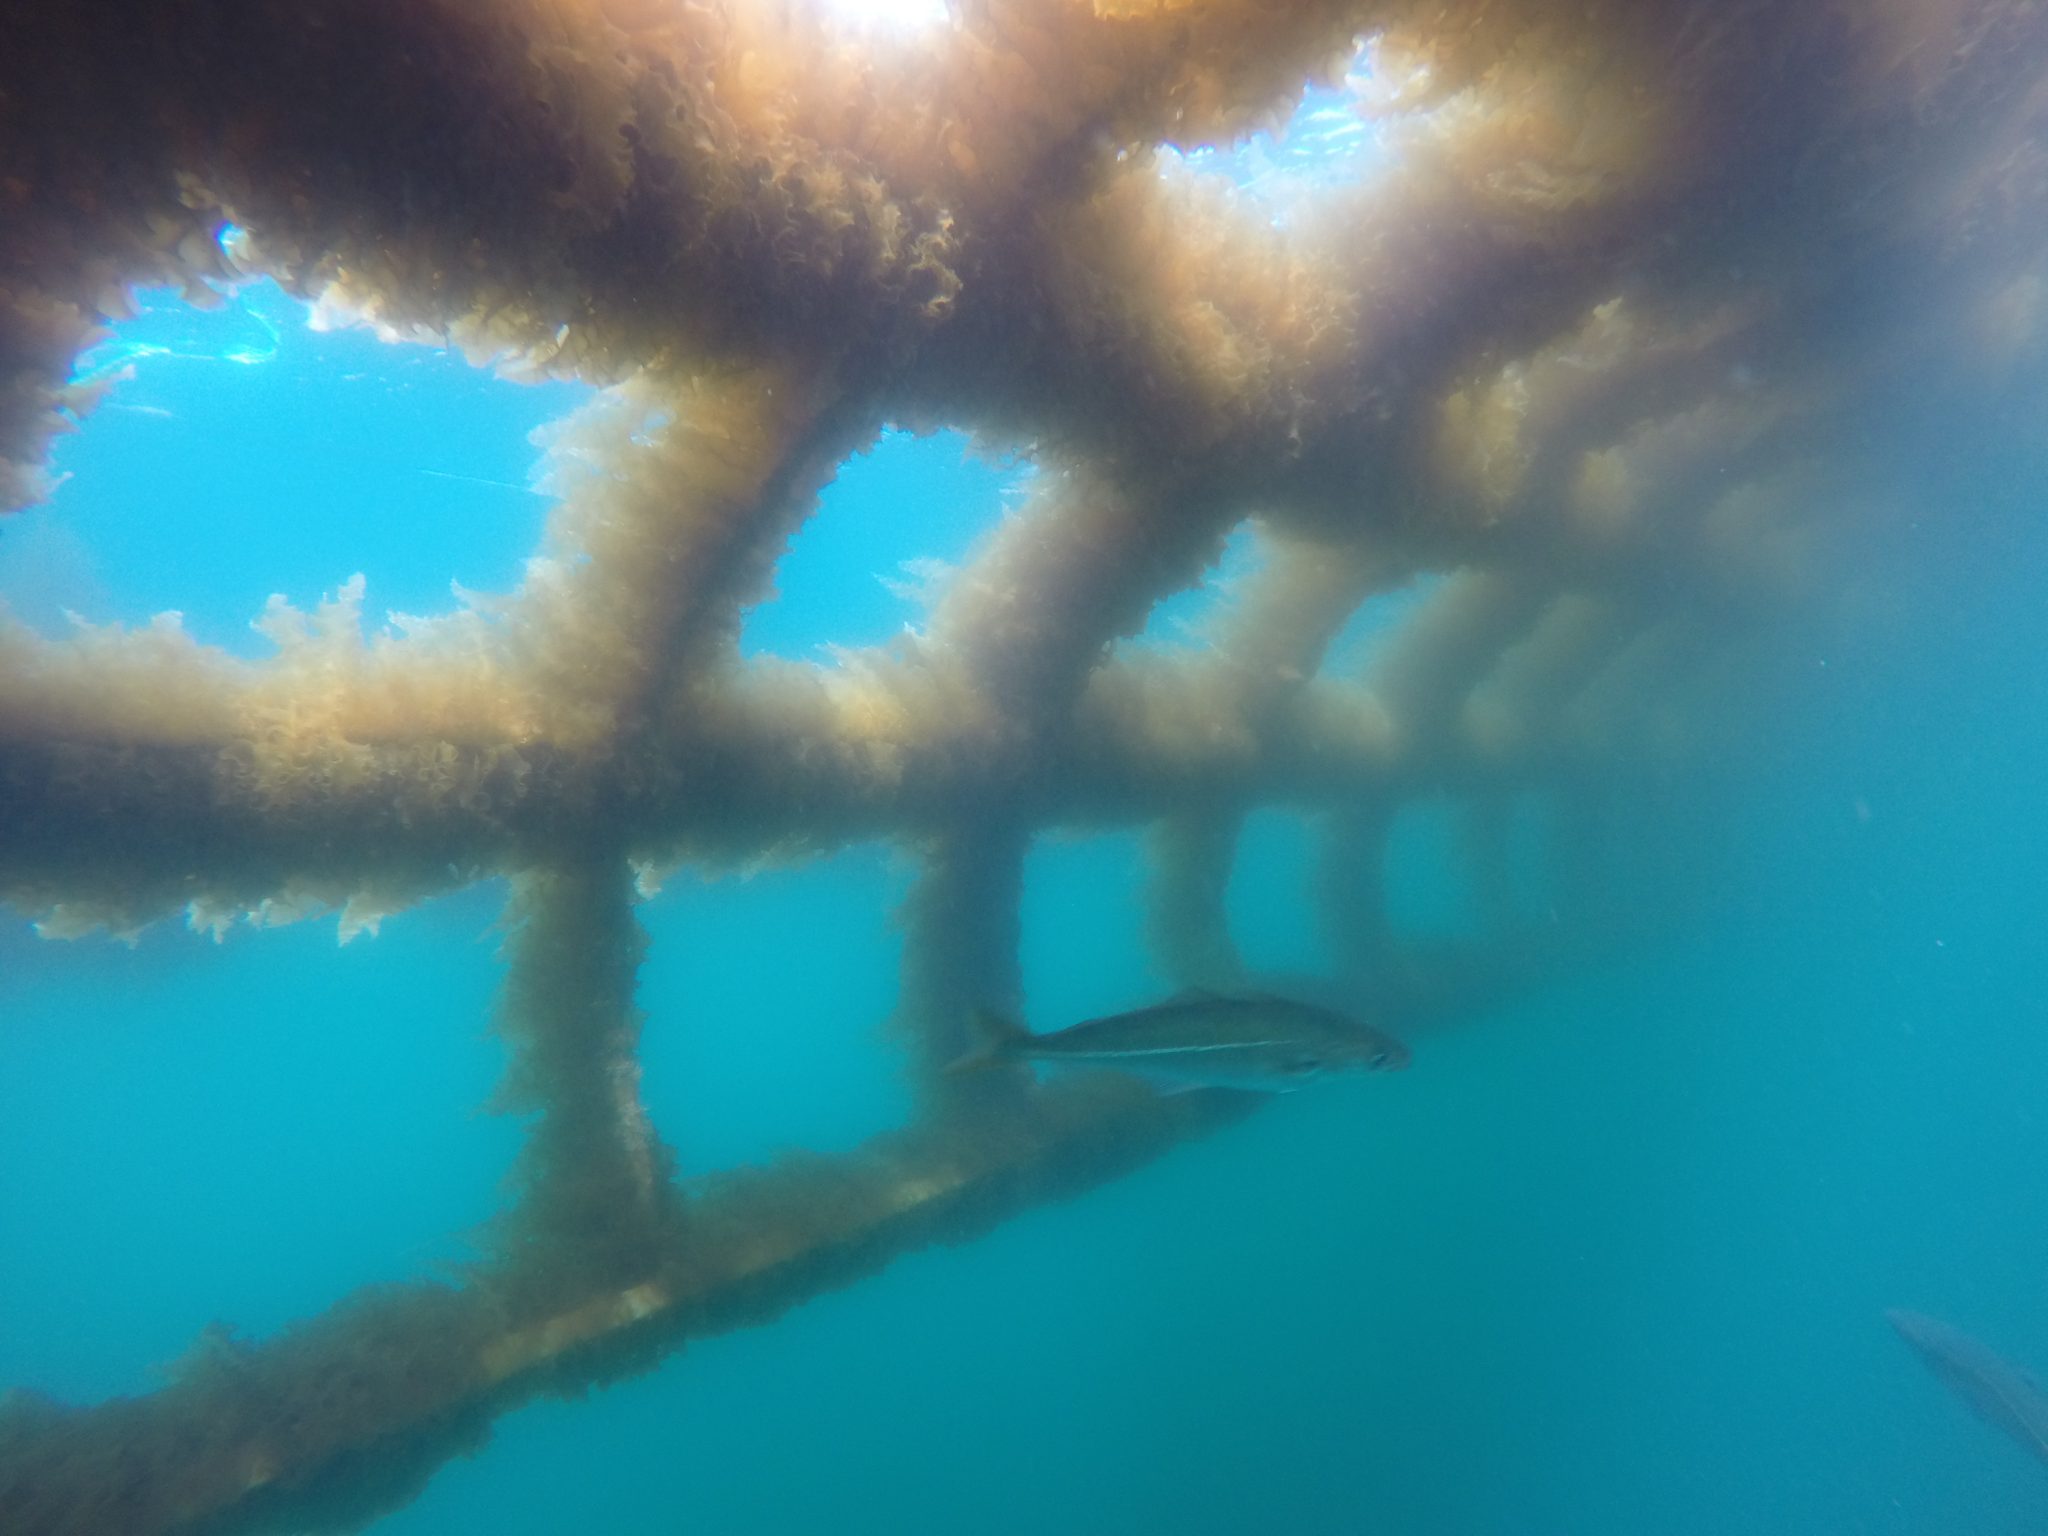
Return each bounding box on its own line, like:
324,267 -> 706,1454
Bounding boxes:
5,1 -> 2048,1530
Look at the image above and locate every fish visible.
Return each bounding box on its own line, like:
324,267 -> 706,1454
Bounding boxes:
1887,1307 -> 2048,1469
945,988 -> 1410,1092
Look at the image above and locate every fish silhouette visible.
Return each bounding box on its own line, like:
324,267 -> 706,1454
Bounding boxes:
1888,1307 -> 2048,1469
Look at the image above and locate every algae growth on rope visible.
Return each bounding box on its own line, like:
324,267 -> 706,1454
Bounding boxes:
4,2 -> 2047,1532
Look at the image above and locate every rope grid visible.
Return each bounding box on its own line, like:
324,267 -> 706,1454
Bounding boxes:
3,0 -> 2046,1530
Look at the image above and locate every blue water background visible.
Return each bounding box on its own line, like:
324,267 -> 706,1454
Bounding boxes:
4,267 -> 2047,1532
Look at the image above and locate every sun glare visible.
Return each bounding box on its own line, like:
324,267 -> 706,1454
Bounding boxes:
818,0 -> 949,29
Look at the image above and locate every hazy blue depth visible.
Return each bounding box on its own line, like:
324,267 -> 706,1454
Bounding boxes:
4,267 -> 2047,1534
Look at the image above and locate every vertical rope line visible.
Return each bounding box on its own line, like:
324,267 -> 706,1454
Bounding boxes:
491,853 -> 679,1306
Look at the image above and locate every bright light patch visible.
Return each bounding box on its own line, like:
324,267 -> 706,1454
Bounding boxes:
73,285 -> 282,377
1128,520 -> 1265,649
1162,33 -> 1382,200
18,279 -> 587,653
818,0 -> 948,29
1321,570 -> 1443,677
739,426 -> 1020,659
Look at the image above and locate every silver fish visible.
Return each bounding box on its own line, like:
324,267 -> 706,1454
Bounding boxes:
1887,1308 -> 2048,1469
947,988 -> 1410,1092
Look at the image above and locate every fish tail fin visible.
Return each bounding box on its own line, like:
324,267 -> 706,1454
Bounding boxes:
942,1006 -> 1031,1076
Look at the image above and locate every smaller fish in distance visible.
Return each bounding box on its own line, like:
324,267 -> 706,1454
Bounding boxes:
1887,1307 -> 2048,1470
946,988 -> 1410,1093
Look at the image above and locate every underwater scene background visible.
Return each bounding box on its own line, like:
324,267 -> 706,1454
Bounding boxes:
5,273 -> 2047,1535
5,4 -> 2048,1534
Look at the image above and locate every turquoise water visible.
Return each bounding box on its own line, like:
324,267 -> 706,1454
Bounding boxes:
3,279 -> 2046,1534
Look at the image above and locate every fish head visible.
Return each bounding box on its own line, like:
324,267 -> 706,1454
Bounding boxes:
1340,1029 -> 1412,1073
1886,1308 -> 1931,1344
1279,1022 -> 1411,1079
